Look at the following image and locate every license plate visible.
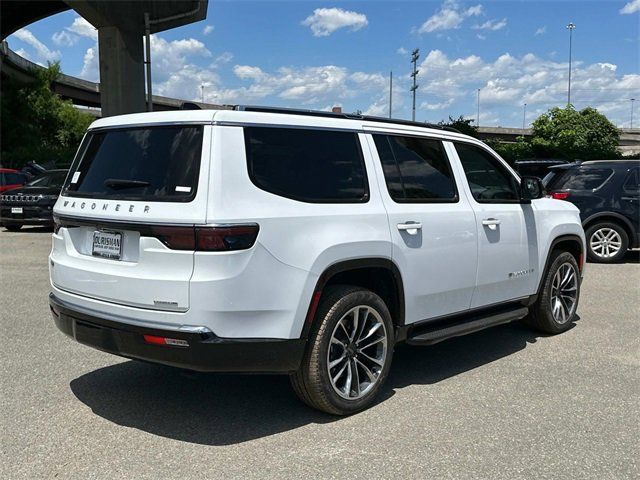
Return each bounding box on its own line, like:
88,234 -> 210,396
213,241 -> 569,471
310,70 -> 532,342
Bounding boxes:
92,231 -> 122,260
11,207 -> 23,214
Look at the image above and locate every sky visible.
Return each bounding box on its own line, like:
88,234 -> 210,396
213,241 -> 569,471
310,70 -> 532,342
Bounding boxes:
6,0 -> 640,128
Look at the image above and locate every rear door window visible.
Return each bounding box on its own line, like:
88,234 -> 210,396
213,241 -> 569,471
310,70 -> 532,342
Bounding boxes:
373,134 -> 457,202
64,125 -> 203,202
244,127 -> 368,203
552,168 -> 613,191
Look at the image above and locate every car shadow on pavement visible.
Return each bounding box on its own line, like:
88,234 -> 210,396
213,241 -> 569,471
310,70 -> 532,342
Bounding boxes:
70,321 -> 546,446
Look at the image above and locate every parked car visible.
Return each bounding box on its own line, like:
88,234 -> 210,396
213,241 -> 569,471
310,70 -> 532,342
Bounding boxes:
0,168 -> 28,193
49,107 -> 585,415
514,159 -> 568,179
0,169 -> 68,231
543,160 -> 639,263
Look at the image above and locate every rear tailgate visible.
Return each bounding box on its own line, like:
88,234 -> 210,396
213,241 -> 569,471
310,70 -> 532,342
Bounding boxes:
50,122 -> 211,311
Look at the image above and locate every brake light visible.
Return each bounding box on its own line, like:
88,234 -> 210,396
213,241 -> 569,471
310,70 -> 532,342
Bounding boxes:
149,226 -> 196,250
147,224 -> 259,251
196,225 -> 260,251
551,191 -> 570,200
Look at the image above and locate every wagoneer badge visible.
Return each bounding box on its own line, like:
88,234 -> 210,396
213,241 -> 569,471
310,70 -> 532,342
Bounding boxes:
62,200 -> 150,214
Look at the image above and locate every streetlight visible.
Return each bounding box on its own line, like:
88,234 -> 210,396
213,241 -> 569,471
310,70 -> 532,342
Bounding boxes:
476,88 -> 481,128
201,84 -> 205,103
566,22 -> 576,106
631,98 -> 636,129
523,103 -> 527,129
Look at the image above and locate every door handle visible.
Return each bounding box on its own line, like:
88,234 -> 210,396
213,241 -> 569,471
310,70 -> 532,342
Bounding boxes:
482,218 -> 501,230
397,222 -> 422,235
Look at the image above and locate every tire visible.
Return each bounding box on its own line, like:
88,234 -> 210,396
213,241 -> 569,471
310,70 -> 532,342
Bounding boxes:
3,224 -> 22,232
585,222 -> 628,263
525,251 -> 580,334
290,285 -> 394,415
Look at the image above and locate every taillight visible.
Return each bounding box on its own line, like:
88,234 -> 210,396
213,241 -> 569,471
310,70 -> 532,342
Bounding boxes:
551,191 -> 570,200
149,226 -> 196,250
147,224 -> 259,251
196,225 -> 259,251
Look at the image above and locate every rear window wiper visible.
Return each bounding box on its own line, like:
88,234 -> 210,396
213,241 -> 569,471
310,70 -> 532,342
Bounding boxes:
104,179 -> 151,190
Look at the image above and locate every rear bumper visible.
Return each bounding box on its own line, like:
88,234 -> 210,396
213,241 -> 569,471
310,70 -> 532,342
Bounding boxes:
49,293 -> 305,373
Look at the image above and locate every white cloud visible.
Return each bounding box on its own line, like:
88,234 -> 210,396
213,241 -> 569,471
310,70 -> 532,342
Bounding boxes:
535,26 -> 547,36
52,30 -> 78,47
302,7 -> 368,37
417,1 -> 483,34
474,18 -> 507,31
67,17 -> 97,41
203,25 -> 214,35
397,47 -> 408,56
212,51 -> 233,67
80,47 -> 98,81
12,28 -> 61,63
620,0 -> 640,14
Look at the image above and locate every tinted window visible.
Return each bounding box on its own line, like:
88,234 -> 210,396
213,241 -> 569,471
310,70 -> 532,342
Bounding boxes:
27,171 -> 68,188
373,135 -> 456,202
455,143 -> 519,202
553,168 -> 613,191
623,168 -> 639,193
65,126 -> 203,202
244,127 -> 368,203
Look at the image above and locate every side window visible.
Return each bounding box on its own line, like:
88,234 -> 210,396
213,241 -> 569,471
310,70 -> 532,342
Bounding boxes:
372,134 -> 457,202
454,143 -> 520,203
244,127 -> 368,203
623,168 -> 639,193
555,168 -> 613,191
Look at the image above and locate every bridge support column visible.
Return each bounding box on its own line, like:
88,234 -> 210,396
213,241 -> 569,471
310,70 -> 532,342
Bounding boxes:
98,26 -> 145,117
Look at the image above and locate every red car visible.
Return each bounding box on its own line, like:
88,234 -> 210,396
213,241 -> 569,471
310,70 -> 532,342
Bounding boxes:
0,169 -> 28,193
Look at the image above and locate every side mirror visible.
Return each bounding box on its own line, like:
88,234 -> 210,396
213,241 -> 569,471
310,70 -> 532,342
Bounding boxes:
521,176 -> 543,201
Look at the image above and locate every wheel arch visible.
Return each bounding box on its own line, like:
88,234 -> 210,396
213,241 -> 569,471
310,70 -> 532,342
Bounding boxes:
536,234 -> 584,296
582,212 -> 636,247
300,258 -> 405,340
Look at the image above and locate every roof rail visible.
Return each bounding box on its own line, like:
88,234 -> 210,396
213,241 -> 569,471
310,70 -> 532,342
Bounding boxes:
233,105 -> 461,133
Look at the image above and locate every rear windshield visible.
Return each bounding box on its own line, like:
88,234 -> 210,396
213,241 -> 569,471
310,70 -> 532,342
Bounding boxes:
547,167 -> 613,191
64,125 -> 203,202
27,171 -> 68,188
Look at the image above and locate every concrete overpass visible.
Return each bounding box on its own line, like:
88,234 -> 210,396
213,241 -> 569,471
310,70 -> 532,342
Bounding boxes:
1,0 -> 208,116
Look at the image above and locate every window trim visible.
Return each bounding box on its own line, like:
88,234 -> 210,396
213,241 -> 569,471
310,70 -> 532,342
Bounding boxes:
452,140 -> 524,205
373,133 -> 460,204
243,126 -> 370,204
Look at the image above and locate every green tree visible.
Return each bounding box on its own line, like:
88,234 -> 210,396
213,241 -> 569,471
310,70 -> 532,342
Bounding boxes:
1,63 -> 93,168
485,137 -> 533,165
529,105 -> 620,160
438,115 -> 479,138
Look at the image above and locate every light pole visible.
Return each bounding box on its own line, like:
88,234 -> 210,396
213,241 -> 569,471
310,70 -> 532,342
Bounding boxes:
631,98 -> 636,129
389,71 -> 393,119
523,103 -> 527,129
200,84 -> 205,103
566,22 -> 576,106
476,88 -> 480,128
410,49 -> 420,121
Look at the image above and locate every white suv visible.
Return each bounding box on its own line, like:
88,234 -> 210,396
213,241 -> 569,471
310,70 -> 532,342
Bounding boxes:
49,106 -> 585,415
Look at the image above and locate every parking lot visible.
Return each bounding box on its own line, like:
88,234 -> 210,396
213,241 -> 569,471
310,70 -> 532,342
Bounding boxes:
1,228 -> 638,479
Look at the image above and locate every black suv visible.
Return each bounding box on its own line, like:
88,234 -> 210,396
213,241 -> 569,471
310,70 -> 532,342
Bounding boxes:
0,169 -> 68,231
544,160 -> 639,263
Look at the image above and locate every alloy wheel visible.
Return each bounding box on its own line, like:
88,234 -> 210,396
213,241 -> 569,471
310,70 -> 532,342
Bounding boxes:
550,262 -> 578,324
327,305 -> 388,400
590,227 -> 622,259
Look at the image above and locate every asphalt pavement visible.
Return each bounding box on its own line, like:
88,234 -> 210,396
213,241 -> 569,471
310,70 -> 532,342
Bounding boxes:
1,227 -> 638,479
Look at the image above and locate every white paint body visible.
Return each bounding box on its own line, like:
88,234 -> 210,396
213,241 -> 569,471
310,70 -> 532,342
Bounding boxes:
50,110 -> 585,339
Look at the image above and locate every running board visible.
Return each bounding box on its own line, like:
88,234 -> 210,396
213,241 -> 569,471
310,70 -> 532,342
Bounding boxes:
406,306 -> 529,346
